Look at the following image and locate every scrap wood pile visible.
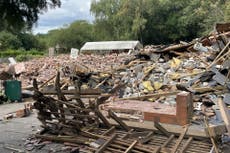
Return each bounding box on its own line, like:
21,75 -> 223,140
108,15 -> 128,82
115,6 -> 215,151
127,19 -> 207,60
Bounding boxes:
32,75 -> 213,153
30,23 -> 230,152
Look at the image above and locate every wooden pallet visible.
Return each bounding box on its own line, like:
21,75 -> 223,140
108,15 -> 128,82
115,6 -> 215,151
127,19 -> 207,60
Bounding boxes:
86,127 -> 213,153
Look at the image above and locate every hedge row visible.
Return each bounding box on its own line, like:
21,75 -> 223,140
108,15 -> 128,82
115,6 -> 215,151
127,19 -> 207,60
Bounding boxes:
0,49 -> 45,61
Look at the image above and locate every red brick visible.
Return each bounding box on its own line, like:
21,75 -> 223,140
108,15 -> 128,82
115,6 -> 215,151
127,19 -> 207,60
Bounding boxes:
176,92 -> 193,125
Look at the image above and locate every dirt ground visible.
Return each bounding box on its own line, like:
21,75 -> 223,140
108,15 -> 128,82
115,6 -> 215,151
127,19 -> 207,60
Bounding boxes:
0,102 -> 69,153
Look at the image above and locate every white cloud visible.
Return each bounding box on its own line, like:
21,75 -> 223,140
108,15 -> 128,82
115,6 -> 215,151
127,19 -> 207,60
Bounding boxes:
33,0 -> 94,34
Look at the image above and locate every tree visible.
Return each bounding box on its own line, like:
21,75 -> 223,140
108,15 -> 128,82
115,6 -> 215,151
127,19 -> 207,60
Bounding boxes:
45,21 -> 94,51
0,31 -> 21,50
90,0 -> 229,44
18,33 -> 46,51
91,0 -> 147,41
0,0 -> 61,32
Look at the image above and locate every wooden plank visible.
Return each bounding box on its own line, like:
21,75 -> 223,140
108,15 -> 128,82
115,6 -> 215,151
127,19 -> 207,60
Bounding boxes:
204,117 -> 219,153
119,91 -> 179,100
161,134 -> 175,147
109,119 -> 209,138
154,121 -> 171,137
55,71 -> 66,122
109,110 -> 131,131
205,124 -> 227,138
121,129 -> 134,139
102,126 -> 115,136
209,41 -> 230,68
95,134 -> 117,153
139,131 -> 154,144
152,146 -> 161,153
95,108 -> 112,128
114,139 -> 154,153
73,80 -> 85,108
179,137 -> 193,153
171,125 -> 189,153
106,147 -> 124,153
218,98 -> 230,136
42,88 -> 102,95
124,140 -> 138,153
39,74 -> 56,89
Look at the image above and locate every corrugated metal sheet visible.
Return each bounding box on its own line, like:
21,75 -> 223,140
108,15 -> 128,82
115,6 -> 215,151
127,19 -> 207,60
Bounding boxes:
80,41 -> 143,51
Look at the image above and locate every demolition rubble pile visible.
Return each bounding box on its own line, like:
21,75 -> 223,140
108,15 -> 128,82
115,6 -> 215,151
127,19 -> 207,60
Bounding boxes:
28,24 -> 230,152
21,53 -> 131,87
0,53 -> 131,87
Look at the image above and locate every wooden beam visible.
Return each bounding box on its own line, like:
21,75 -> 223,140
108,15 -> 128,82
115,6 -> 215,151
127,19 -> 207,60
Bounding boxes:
208,41 -> 230,68
218,97 -> 230,136
204,117 -> 219,153
152,146 -> 161,153
154,121 -> 171,137
41,88 -> 102,95
124,140 -> 138,153
139,131 -> 154,144
96,134 -> 117,153
34,134 -> 86,145
119,91 -> 179,100
39,74 -> 56,89
171,125 -> 189,153
179,137 -> 193,153
161,134 -> 175,148
205,124 -> 227,138
109,110 -> 131,131
121,129 -> 134,139
95,108 -> 112,128
102,126 -> 115,136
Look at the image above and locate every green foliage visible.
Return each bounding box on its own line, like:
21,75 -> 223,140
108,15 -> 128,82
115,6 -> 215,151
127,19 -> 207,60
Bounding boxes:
0,0 -> 61,32
0,31 -> 22,50
224,1 -> 230,21
44,20 -> 94,51
0,49 -> 44,62
0,49 -> 44,57
15,54 -> 43,62
91,0 -> 147,41
0,31 -> 45,51
18,33 -> 46,51
2,0 -> 227,52
91,0 -> 230,44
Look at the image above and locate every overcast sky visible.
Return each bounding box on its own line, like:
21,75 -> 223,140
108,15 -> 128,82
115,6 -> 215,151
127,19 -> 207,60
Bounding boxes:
33,0 -> 94,34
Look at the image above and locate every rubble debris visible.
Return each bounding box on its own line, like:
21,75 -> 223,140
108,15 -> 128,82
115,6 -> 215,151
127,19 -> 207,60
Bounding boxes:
3,103 -> 33,120
26,23 -> 230,152
31,70 -> 215,152
218,97 -> 230,136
